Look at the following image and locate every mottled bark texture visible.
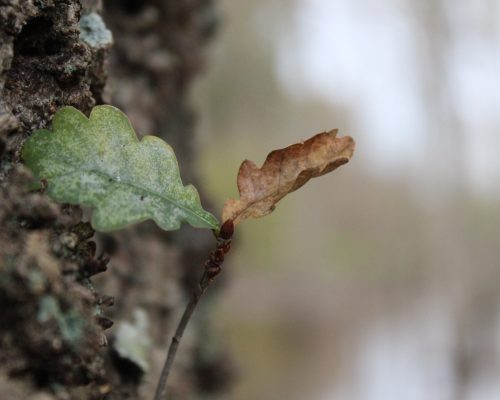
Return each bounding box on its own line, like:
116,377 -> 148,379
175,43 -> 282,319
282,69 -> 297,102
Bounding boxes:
0,1 -> 231,399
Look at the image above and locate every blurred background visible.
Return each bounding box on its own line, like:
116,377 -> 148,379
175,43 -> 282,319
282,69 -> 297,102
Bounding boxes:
192,1 -> 500,399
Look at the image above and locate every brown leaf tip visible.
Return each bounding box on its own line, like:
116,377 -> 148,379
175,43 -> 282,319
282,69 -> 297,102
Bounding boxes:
222,129 -> 355,225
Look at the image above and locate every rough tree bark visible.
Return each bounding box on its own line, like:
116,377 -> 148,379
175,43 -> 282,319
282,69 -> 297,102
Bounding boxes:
0,1 -> 231,399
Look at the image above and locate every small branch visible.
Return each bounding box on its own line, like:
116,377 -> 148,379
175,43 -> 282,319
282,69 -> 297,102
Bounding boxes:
153,220 -> 234,400
153,270 -> 212,400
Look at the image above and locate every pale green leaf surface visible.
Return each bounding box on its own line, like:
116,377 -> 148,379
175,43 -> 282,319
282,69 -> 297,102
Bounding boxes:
22,105 -> 219,231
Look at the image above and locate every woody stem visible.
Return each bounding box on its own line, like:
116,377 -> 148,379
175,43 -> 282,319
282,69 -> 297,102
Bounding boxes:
153,230 -> 232,400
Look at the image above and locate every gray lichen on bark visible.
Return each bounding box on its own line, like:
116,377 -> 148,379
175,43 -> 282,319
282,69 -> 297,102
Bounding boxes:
0,1 -> 115,398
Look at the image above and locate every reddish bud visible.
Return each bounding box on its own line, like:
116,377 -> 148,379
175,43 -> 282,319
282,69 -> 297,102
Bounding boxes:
221,242 -> 231,254
206,265 -> 222,279
219,219 -> 234,240
213,248 -> 225,263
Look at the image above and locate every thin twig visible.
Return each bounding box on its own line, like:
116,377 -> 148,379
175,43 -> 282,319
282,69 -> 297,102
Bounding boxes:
153,270 -> 211,400
153,220 -> 234,400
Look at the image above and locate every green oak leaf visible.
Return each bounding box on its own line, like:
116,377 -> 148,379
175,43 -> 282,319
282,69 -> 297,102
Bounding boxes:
22,105 -> 219,232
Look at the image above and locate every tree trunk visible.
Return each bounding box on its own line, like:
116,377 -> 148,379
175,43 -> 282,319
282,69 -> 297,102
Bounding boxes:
0,1 -> 231,399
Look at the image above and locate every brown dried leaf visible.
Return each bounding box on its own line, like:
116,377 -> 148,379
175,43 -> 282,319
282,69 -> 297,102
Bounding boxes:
222,129 -> 355,225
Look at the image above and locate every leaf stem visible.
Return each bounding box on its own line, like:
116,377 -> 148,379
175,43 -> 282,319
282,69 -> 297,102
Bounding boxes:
153,220 -> 233,400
